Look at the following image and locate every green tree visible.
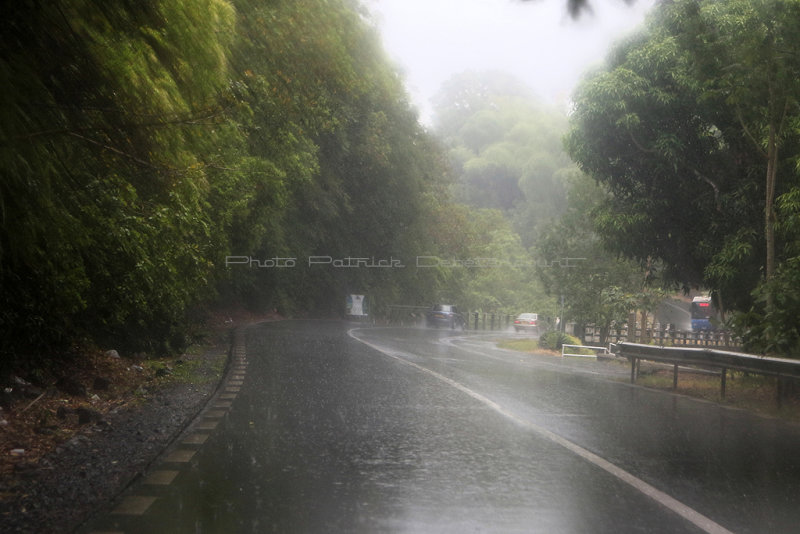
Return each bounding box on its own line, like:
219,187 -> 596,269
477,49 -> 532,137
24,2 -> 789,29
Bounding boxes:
433,71 -> 575,247
666,0 -> 800,313
1,0 -> 238,358
535,173 -> 645,342
415,203 -> 551,315
567,0 -> 800,353
566,0 -> 800,319
0,0 -> 453,367
223,0 -> 452,316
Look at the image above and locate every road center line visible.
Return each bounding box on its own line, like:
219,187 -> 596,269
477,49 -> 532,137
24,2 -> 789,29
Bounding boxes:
349,328 -> 735,534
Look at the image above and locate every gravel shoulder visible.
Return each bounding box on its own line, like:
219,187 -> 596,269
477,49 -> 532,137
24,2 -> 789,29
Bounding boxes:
0,326 -> 237,534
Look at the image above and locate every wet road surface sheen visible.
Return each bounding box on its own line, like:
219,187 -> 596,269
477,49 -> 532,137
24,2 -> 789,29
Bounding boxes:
84,321 -> 800,533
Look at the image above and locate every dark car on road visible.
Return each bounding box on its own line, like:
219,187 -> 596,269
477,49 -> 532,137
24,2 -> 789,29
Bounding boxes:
425,304 -> 466,329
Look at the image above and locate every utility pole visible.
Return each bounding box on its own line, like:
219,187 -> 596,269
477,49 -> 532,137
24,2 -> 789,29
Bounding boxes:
544,258 -> 586,334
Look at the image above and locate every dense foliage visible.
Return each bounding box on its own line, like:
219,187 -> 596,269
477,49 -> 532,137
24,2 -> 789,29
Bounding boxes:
6,0 -> 798,368
433,71 -> 574,248
0,0 -> 449,366
429,71 -> 649,324
566,0 -> 800,355
222,0 -> 449,317
2,0 -> 239,359
535,171 -> 657,343
537,330 -> 581,351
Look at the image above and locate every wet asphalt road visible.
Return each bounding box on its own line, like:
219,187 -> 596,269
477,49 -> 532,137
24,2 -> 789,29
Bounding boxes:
84,320 -> 800,533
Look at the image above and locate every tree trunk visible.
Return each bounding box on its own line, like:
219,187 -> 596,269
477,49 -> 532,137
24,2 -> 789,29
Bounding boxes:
599,322 -> 609,346
640,309 -> 650,344
765,122 -> 778,312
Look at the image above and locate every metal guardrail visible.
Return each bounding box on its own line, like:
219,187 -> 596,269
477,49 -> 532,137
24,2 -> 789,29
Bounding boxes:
610,342 -> 800,405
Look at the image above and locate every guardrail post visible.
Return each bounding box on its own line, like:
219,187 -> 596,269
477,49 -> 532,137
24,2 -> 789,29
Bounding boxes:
673,364 -> 678,390
630,357 -> 637,383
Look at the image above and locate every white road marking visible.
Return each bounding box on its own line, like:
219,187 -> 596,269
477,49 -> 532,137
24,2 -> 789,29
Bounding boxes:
143,470 -> 179,485
112,495 -> 156,515
349,328 -> 735,534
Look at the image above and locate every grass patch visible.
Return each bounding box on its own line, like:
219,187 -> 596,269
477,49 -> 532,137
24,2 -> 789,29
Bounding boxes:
496,338 -> 563,358
497,338 -> 541,353
561,346 -> 598,356
499,338 -> 800,421
498,337 -> 597,356
635,367 -> 800,421
145,348 -> 228,386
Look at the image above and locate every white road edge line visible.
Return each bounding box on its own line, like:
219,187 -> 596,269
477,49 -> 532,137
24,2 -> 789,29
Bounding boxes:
349,328 -> 735,534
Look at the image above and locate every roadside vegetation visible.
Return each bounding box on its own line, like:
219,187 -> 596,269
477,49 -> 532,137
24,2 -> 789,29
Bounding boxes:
496,331 -> 590,355
497,338 -> 543,354
1,0 -> 452,371
634,368 -> 800,422
566,0 -> 800,355
498,338 -> 800,420
0,315 -> 233,479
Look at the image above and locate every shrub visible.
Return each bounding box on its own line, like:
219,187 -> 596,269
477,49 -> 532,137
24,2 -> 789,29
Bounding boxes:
538,330 -> 582,350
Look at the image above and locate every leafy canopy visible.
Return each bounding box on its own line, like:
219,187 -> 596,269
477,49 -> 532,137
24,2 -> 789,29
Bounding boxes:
566,0 -> 800,354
